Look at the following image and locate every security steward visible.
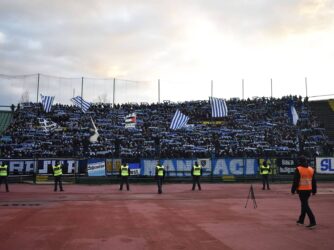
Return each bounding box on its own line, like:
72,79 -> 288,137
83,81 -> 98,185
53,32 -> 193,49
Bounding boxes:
0,161 -> 9,192
191,161 -> 202,191
291,156 -> 317,229
53,160 -> 64,192
260,160 -> 271,190
119,161 -> 130,191
155,161 -> 165,194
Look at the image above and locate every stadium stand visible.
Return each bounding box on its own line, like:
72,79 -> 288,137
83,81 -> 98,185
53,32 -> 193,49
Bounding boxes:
0,111 -> 13,134
0,96 -> 333,159
309,100 -> 334,143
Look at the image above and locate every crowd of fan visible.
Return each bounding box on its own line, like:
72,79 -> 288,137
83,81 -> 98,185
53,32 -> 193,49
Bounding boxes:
0,96 -> 332,160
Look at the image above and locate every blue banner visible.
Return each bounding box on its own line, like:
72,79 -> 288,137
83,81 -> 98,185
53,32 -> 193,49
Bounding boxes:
140,158 -> 257,176
212,158 -> 258,175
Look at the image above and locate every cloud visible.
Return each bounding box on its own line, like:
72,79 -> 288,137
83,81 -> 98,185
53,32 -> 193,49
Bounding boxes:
0,0 -> 334,104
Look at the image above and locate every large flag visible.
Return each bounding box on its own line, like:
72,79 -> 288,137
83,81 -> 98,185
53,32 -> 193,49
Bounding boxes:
289,103 -> 299,126
170,109 -> 189,130
71,96 -> 91,113
40,94 -> 54,113
210,97 -> 228,117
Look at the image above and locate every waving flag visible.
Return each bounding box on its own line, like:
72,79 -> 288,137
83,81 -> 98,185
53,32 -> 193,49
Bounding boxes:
38,118 -> 58,132
89,117 -> 99,143
40,94 -> 54,113
71,96 -> 91,113
170,109 -> 189,130
210,97 -> 228,117
289,103 -> 299,126
125,113 -> 137,129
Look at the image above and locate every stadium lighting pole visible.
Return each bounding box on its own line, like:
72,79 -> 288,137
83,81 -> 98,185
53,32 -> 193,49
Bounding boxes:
36,73 -> 40,103
305,77 -> 308,98
81,77 -> 84,111
242,79 -> 244,100
270,78 -> 273,98
158,79 -> 160,103
113,78 -> 116,108
211,80 -> 213,97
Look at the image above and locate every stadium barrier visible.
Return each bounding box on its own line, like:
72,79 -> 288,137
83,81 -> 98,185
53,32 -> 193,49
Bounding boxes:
2,157 -> 333,176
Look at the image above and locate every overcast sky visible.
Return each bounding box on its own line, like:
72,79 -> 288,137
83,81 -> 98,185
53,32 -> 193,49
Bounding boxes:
1,0 -> 334,105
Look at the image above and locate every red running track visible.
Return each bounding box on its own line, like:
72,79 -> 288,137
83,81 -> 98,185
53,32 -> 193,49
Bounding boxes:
0,183 -> 333,250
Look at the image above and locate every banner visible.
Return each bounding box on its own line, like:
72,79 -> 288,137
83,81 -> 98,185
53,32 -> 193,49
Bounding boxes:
277,159 -> 296,174
258,158 -> 278,175
316,157 -> 334,174
8,160 -> 35,174
212,158 -> 258,175
129,163 -> 141,175
125,113 -> 137,129
37,159 -> 78,174
140,159 -> 199,176
0,159 -> 78,174
197,158 -> 210,169
87,159 -> 106,176
140,158 -> 256,176
105,158 -> 122,175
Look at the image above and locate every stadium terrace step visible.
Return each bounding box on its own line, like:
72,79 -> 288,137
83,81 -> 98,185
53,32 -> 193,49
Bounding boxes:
309,100 -> 334,142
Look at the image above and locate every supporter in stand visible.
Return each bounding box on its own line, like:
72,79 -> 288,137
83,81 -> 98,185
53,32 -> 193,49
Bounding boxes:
0,96 -> 331,160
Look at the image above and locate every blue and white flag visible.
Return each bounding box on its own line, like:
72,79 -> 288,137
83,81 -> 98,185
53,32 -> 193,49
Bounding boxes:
170,109 -> 189,130
289,103 -> 299,126
71,96 -> 91,113
210,97 -> 228,117
38,118 -> 58,132
40,94 -> 54,113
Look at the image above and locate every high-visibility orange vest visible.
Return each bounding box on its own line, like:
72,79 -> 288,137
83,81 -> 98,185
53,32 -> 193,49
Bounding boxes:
297,166 -> 314,191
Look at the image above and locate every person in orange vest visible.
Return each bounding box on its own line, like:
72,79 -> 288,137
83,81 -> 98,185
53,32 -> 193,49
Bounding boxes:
0,161 -> 9,192
291,155 -> 317,229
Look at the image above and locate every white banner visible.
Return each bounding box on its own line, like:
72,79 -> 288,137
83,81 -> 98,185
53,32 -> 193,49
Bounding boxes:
316,157 -> 334,174
87,159 -> 106,176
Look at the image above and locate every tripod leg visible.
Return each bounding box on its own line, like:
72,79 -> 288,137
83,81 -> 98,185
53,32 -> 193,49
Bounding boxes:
245,188 -> 252,208
250,186 -> 257,208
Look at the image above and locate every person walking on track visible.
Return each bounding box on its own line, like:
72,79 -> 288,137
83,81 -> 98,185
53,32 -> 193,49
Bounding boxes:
291,155 -> 317,229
